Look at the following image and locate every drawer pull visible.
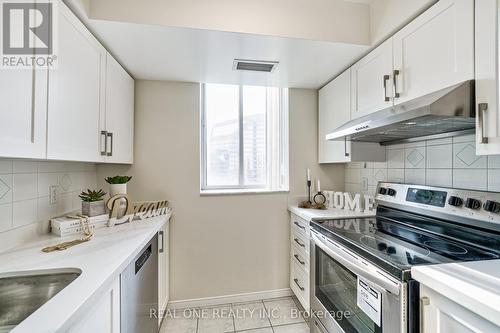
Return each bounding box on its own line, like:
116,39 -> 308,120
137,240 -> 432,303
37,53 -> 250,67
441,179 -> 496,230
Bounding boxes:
294,221 -> 306,230
294,238 -> 305,248
294,278 -> 305,291
294,254 -> 305,265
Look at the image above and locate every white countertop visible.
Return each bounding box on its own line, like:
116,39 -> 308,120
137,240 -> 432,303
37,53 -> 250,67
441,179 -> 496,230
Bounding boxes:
288,205 -> 375,221
0,215 -> 170,333
412,260 -> 500,327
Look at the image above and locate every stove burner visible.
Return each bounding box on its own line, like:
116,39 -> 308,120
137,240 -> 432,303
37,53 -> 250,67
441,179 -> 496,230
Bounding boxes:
424,240 -> 468,255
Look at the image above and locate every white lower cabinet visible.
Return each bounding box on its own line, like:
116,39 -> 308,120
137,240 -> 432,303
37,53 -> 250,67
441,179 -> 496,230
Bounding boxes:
69,277 -> 121,333
289,214 -> 310,311
420,285 -> 500,333
158,222 -> 170,326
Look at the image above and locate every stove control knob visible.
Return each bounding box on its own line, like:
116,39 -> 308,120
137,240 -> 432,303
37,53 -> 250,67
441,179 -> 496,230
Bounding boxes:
377,243 -> 388,251
465,198 -> 481,210
483,200 -> 500,214
387,188 -> 397,196
448,196 -> 463,207
378,187 -> 388,195
386,246 -> 396,254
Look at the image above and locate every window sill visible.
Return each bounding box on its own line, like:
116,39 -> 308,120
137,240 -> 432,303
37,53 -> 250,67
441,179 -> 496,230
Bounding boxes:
200,189 -> 290,196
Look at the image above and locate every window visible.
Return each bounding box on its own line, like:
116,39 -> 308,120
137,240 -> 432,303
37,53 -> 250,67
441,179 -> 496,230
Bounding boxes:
201,83 -> 289,193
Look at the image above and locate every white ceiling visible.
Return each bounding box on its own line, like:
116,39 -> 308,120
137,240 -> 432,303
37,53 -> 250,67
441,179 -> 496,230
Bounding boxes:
80,19 -> 368,89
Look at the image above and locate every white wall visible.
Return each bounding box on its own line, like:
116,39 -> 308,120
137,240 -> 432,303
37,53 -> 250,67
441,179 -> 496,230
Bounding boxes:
96,81 -> 344,301
345,135 -> 500,195
369,0 -> 437,44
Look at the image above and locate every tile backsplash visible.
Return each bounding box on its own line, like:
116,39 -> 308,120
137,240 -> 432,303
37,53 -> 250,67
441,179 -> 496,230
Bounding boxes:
0,160 -> 97,234
345,134 -> 500,195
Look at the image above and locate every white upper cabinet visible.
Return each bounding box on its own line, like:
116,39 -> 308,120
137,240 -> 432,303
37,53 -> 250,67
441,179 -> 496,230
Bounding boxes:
0,68 -> 47,159
104,54 -> 135,164
319,70 -> 351,163
475,0 -> 500,155
350,39 -> 394,119
392,0 -> 474,105
319,69 -> 386,164
47,3 -> 106,162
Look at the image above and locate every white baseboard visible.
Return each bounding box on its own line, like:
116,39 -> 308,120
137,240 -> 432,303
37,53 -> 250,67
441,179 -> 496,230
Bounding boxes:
167,288 -> 293,310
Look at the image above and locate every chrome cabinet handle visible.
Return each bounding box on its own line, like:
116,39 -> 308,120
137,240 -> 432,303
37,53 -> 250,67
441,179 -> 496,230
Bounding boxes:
393,70 -> 400,98
478,103 -> 488,144
383,75 -> 390,102
159,230 -> 164,253
294,221 -> 305,230
100,130 -> 107,156
293,278 -> 305,291
107,132 -> 113,156
420,296 -> 430,332
294,238 -> 305,248
314,319 -> 328,333
294,254 -> 305,265
344,137 -> 350,157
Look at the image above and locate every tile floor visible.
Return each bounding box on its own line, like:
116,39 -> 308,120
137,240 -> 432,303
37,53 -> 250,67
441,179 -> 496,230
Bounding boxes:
160,296 -> 310,333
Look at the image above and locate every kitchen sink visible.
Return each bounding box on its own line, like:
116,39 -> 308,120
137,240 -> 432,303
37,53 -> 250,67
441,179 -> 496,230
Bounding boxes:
0,268 -> 81,332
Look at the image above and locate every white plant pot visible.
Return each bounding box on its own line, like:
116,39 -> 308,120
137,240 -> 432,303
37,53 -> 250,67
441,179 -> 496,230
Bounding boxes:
109,183 -> 128,219
109,183 -> 127,196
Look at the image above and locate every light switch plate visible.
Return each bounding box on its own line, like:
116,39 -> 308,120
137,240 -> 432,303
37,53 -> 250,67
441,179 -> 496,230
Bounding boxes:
49,185 -> 58,205
361,177 -> 369,191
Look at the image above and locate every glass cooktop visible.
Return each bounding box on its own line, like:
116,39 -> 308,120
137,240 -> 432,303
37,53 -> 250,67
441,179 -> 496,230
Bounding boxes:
311,206 -> 500,281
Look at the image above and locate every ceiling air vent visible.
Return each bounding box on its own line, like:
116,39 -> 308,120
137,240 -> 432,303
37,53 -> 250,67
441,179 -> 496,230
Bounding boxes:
233,59 -> 278,73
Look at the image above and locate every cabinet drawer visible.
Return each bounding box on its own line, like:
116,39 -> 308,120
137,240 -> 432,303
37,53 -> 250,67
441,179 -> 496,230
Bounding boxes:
291,242 -> 309,272
290,260 -> 310,311
291,226 -> 309,254
290,214 -> 309,238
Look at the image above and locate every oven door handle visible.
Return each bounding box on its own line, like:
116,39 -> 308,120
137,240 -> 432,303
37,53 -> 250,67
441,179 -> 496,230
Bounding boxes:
312,232 -> 400,295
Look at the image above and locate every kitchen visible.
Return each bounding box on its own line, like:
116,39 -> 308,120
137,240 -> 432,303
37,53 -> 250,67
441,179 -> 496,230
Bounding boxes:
0,0 -> 499,332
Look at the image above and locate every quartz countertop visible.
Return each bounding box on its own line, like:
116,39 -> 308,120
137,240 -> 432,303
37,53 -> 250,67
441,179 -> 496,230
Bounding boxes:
288,205 -> 375,221
412,260 -> 500,327
0,214 -> 170,333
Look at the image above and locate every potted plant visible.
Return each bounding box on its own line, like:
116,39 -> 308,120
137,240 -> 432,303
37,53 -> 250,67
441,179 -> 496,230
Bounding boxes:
105,176 -> 132,196
79,189 -> 107,217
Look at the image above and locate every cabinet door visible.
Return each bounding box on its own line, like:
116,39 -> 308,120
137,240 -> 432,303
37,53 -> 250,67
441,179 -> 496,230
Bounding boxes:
158,223 -> 169,325
351,39 -> 394,119
393,0 -> 474,105
0,68 -> 47,159
319,69 -> 351,163
47,3 -> 106,162
104,54 -> 135,164
475,0 -> 500,155
421,285 -> 500,333
69,277 -> 120,333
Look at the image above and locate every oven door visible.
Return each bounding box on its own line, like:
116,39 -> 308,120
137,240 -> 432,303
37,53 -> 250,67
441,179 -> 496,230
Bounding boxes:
310,230 -> 406,333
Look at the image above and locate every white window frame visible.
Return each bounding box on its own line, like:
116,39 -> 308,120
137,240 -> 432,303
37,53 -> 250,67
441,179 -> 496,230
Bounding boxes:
200,84 -> 289,194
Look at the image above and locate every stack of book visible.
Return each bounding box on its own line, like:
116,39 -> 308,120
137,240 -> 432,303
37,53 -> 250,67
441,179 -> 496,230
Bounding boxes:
50,214 -> 109,237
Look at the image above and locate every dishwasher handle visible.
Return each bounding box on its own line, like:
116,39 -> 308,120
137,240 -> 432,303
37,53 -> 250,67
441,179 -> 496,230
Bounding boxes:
135,244 -> 152,274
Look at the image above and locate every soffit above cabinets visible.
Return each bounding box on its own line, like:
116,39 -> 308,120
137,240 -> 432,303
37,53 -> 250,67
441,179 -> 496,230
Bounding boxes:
64,0 -> 370,89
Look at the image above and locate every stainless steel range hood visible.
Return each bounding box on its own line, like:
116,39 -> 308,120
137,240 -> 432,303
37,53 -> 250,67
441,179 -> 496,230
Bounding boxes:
326,81 -> 475,145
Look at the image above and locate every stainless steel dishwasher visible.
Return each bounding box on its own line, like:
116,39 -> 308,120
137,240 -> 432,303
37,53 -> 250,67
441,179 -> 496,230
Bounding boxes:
121,234 -> 158,333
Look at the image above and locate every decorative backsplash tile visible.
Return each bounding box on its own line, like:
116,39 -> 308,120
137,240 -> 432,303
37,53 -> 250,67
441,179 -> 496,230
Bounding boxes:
345,134 -> 500,196
0,159 -> 97,234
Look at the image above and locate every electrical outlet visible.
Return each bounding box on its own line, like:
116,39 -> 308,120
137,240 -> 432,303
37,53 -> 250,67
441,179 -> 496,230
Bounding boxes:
49,186 -> 58,205
361,177 -> 369,191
